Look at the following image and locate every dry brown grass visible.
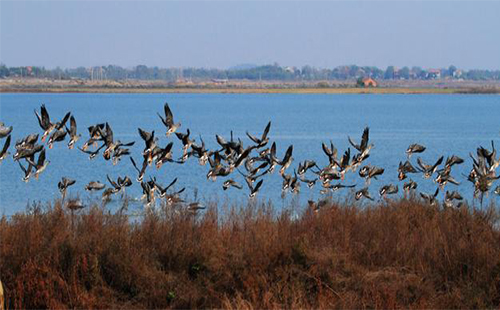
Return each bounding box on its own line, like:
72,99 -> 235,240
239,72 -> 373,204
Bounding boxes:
2,77 -> 500,94
1,198 -> 500,309
0,86 -> 471,94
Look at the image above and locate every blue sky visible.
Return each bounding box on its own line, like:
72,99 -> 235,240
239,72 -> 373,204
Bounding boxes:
1,1 -> 499,69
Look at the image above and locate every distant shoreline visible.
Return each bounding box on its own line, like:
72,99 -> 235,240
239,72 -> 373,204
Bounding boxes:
1,78 -> 499,94
2,87 -> 500,94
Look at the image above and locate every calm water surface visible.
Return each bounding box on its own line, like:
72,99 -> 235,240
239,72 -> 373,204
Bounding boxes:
0,93 -> 499,215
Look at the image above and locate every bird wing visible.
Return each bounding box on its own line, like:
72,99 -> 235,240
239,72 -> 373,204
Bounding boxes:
121,141 -> 135,147
40,104 -> 50,128
360,127 -> 370,150
89,123 -> 105,137
78,146 -> 94,154
347,136 -> 360,151
157,113 -> 166,128
163,103 -> 174,126
214,151 -> 221,166
256,161 -> 269,171
404,161 -> 417,173
432,156 -> 444,170
140,158 -> 148,174
253,179 -> 263,192
452,191 -> 463,200
246,131 -> 260,145
216,134 -> 227,147
37,148 -> 46,166
165,178 -> 178,191
418,144 -> 426,152
270,142 -> 278,161
420,192 -> 429,200
107,174 -> 119,189
341,148 -> 350,168
1,135 -> 11,155
18,160 -> 28,173
281,145 -> 293,164
370,167 -> 384,178
130,157 -> 141,173
330,142 -> 337,160
175,187 -> 185,195
447,155 -> 464,167
234,147 -> 252,168
34,109 -> 47,130
122,176 -> 132,187
322,142 -> 332,157
57,112 -> 71,130
104,123 -> 113,146
138,128 -> 152,142
261,121 -> 271,141
416,157 -> 428,171
87,125 -> 96,136
305,160 -> 317,169
175,131 -> 186,141
157,142 -> 170,156
69,116 -> 77,136
244,175 -> 253,191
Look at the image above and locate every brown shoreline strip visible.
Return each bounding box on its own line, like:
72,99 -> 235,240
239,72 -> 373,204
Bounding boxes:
1,87 -> 499,94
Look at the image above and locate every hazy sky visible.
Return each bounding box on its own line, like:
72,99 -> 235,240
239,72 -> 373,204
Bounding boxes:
1,1 -> 499,70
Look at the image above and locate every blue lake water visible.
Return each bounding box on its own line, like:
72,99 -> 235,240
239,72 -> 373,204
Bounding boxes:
0,93 -> 499,215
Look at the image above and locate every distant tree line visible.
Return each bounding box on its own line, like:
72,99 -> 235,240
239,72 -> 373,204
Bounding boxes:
1,63 -> 499,81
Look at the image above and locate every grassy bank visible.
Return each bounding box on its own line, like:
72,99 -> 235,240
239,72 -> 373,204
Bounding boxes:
2,77 -> 499,94
2,87 -> 500,94
1,198 -> 500,309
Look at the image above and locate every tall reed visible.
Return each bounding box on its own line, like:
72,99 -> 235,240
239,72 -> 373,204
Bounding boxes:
1,198 -> 499,309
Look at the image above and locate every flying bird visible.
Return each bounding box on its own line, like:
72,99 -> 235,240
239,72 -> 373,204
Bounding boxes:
158,102 -> 181,136
0,122 -> 13,138
406,143 -> 426,158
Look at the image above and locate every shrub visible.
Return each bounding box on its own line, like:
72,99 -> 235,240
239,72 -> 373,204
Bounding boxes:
1,198 -> 499,308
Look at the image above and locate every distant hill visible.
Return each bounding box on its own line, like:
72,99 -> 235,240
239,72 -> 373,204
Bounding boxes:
228,64 -> 259,71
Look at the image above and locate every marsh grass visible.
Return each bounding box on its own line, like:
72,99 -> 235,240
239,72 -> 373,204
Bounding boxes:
1,198 -> 500,309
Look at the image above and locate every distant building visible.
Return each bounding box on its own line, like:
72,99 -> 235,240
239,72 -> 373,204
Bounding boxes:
453,69 -> 463,78
392,67 -> 400,79
211,78 -> 228,84
427,69 -> 441,79
174,79 -> 194,86
358,77 -> 378,87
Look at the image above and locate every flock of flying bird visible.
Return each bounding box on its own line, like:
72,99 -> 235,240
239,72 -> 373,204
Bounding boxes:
0,101 -> 499,214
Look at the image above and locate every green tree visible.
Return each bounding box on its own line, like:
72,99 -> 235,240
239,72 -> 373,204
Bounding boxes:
384,66 -> 395,79
0,64 -> 9,77
400,67 -> 410,79
448,65 -> 457,77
